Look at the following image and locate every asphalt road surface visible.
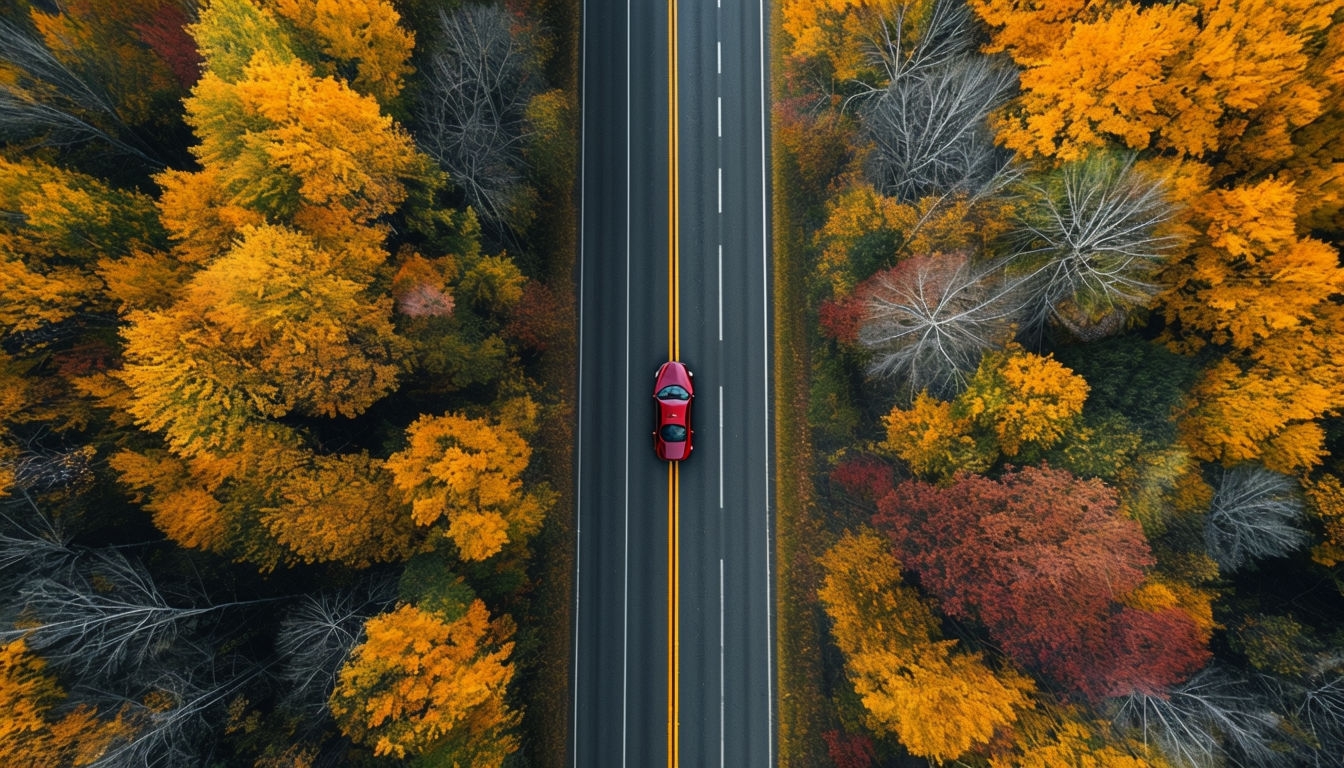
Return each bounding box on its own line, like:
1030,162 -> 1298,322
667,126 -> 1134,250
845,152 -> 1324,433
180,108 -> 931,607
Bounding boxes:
571,0 -> 775,766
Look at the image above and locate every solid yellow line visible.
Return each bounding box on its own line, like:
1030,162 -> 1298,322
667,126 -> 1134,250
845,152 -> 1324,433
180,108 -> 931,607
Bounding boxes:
666,462 -> 677,768
666,0 -> 676,360
672,460 -> 681,768
666,1 -> 681,766
668,0 -> 680,362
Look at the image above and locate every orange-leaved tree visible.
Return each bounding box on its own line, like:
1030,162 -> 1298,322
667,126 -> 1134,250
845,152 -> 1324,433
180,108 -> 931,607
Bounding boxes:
969,0 -> 1104,64
329,601 -> 519,763
819,528 -> 1035,762
110,0 -> 475,570
985,0 -> 1338,164
0,639 -> 132,767
116,224 -> 408,476
1161,178 -> 1344,473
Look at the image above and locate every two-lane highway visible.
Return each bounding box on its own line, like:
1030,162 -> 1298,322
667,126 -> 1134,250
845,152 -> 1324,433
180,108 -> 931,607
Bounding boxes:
571,0 -> 774,765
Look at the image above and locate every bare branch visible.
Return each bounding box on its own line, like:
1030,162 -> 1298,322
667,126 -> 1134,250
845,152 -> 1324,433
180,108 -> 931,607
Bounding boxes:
84,657 -> 267,768
1112,666 -> 1284,768
1205,464 -> 1308,573
416,3 -> 539,229
1,549 -> 278,681
275,576 -> 396,718
7,446 -> 94,493
859,50 -> 1017,202
1007,153 -> 1183,333
862,0 -> 981,84
0,19 -> 159,164
0,497 -> 75,583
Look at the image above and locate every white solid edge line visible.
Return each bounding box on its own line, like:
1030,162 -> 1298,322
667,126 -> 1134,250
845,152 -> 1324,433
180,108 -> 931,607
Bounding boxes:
720,557 -> 726,768
571,0 -> 588,763
622,0 -> 632,765
758,0 -> 776,763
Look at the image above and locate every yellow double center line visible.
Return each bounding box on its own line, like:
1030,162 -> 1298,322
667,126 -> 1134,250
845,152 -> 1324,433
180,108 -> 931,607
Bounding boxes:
666,1 -> 681,767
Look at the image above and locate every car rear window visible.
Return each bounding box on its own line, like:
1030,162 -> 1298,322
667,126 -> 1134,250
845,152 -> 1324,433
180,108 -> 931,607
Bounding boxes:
659,424 -> 688,442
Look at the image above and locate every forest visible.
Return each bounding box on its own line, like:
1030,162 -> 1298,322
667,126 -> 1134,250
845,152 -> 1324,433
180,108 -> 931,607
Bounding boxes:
0,0 -> 577,766
773,0 -> 1344,766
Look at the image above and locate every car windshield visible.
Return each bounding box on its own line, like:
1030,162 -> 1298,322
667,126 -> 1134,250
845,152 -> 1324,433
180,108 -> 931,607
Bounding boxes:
659,424 -> 688,442
656,384 -> 690,401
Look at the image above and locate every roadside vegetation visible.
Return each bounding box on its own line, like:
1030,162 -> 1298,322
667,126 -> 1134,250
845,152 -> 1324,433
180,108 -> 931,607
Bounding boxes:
773,0 -> 1344,765
0,0 -> 577,765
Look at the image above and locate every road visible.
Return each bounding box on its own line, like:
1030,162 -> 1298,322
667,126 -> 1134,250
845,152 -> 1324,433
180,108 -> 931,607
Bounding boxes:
571,0 -> 775,766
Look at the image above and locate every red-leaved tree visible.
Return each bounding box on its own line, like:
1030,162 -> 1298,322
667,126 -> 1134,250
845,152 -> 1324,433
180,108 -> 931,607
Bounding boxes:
822,729 -> 877,768
874,465 -> 1207,700
828,454 -> 895,505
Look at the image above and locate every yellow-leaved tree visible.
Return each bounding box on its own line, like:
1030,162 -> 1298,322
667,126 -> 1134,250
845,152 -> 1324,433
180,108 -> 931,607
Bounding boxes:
109,0 -> 452,570
0,157 -> 162,334
270,0 -> 415,105
956,344 -> 1090,456
118,224 -> 407,468
881,391 -> 988,480
813,183 -> 979,297
181,52 -> 427,240
882,345 -> 1088,478
818,529 -> 1034,762
1306,474 -> 1344,567
329,602 -> 519,763
385,402 -> 552,561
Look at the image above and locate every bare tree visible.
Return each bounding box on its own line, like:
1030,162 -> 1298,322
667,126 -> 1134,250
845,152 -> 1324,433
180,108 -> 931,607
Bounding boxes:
0,19 -> 159,164
1205,464 -> 1308,573
1112,666 -> 1284,768
2,549 -> 277,681
856,251 -> 1025,398
0,497 -> 75,586
1006,153 -> 1183,334
857,38 -> 1016,202
1256,668 -> 1344,767
417,3 -> 539,230
82,654 -> 268,768
275,577 -> 396,717
1296,674 -> 1344,766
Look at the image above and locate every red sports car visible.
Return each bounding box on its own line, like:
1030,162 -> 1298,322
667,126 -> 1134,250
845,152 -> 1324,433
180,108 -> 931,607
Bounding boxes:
652,361 -> 694,461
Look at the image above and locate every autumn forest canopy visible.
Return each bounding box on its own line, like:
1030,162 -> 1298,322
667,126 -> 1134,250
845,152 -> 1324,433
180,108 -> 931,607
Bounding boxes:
777,0 -> 1344,765
5,0 -> 1344,765
0,0 -> 575,765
